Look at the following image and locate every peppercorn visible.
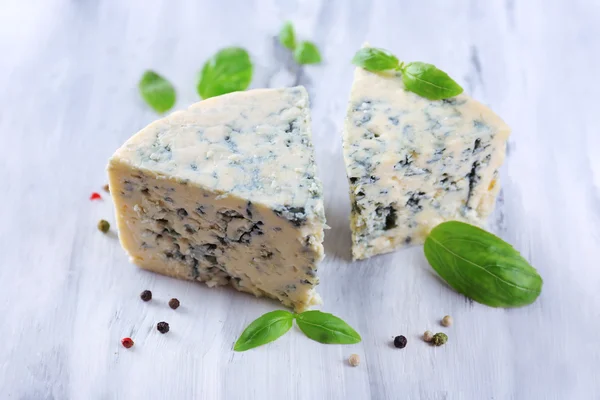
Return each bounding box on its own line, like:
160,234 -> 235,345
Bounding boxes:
157,321 -> 170,334
441,315 -> 453,327
348,354 -> 360,367
140,290 -> 152,302
431,332 -> 448,346
168,298 -> 180,310
393,335 -> 407,349
423,330 -> 434,342
103,184 -> 110,193
97,219 -> 110,233
121,337 -> 134,348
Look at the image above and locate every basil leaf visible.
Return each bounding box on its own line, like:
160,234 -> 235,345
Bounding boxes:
197,47 -> 253,100
351,47 -> 399,71
293,41 -> 322,65
138,70 -> 176,113
234,310 -> 294,352
279,21 -> 296,50
401,62 -> 463,100
296,311 -> 361,344
424,221 -> 543,307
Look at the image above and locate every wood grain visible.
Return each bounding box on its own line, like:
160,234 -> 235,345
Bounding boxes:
1,0 -> 599,399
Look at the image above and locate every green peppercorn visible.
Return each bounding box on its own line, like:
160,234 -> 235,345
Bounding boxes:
431,332 -> 448,346
97,219 -> 110,233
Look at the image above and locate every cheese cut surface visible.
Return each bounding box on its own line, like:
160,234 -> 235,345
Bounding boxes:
343,65 -> 510,260
108,87 -> 325,311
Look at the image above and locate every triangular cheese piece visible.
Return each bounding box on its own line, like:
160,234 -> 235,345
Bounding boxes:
343,56 -> 510,260
108,87 -> 325,310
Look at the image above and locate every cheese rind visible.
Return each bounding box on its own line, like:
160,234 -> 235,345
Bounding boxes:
343,65 -> 510,260
108,87 -> 325,311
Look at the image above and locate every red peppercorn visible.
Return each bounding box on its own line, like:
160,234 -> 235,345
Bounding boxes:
90,192 -> 102,200
121,337 -> 134,348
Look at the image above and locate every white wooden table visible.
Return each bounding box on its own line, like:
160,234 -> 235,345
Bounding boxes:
1,0 -> 599,398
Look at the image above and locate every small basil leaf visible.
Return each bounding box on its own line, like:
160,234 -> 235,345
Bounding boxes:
294,41 -> 322,65
138,70 -> 176,113
351,47 -> 399,71
279,21 -> 296,50
401,62 -> 463,100
197,47 -> 253,100
234,310 -> 294,352
296,311 -> 361,344
424,221 -> 543,308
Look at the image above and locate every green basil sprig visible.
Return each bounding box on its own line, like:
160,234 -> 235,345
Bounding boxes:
277,21 -> 322,65
351,47 -> 463,100
294,41 -> 321,65
234,310 -> 294,352
424,221 -> 543,307
138,70 -> 176,113
279,21 -> 296,50
401,62 -> 464,101
295,311 -> 361,344
234,310 -> 361,351
351,47 -> 398,71
197,47 -> 253,100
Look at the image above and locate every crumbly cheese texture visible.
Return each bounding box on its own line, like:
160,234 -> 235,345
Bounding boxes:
343,66 -> 510,260
108,87 -> 325,311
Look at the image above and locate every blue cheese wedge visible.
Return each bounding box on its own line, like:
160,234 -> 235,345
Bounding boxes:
343,63 -> 510,260
108,87 -> 325,311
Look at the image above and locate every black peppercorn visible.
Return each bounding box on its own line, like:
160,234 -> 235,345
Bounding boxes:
140,290 -> 152,302
393,335 -> 407,349
157,321 -> 170,334
168,298 -> 180,310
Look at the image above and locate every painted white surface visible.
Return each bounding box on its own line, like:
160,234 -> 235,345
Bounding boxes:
1,0 -> 599,399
